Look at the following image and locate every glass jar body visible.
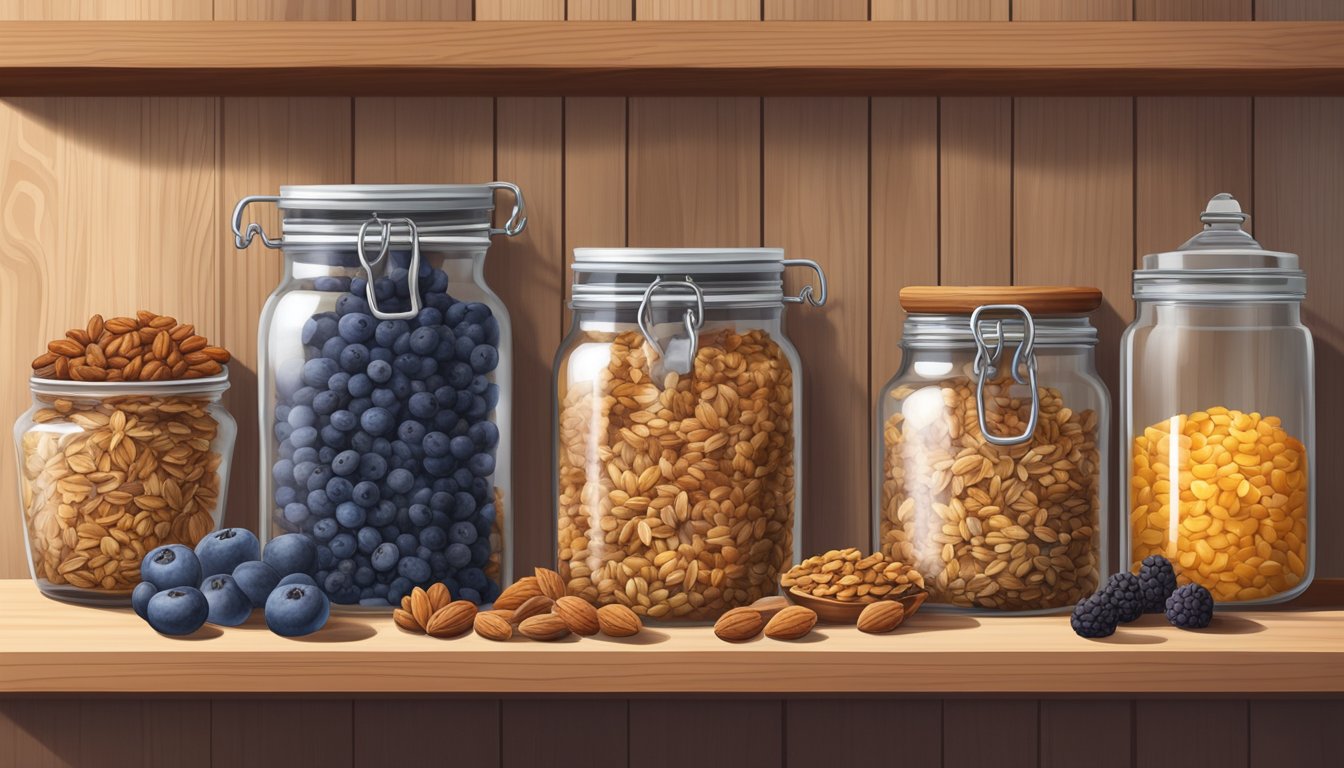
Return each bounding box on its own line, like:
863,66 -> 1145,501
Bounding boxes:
1120,299 -> 1314,605
555,305 -> 802,622
14,376 -> 236,605
874,342 -> 1109,613
258,247 -> 511,608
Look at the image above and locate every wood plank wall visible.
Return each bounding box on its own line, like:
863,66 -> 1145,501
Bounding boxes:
2,695 -> 1342,768
1,1 -> 1342,589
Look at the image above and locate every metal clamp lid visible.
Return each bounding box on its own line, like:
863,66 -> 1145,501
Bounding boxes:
357,217 -> 422,320
232,195 -> 283,249
971,304 -> 1039,447
782,259 -> 828,307
637,277 -> 705,376
486,182 -> 527,237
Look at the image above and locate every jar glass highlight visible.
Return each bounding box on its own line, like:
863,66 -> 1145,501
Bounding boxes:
555,248 -> 826,621
235,184 -> 524,609
874,288 -> 1109,613
15,374 -> 236,604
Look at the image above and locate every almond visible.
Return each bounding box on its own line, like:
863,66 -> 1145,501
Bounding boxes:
554,596 -> 600,636
474,611 -> 513,641
393,608 -> 422,633
518,614 -> 570,641
857,600 -> 906,634
483,608 -> 515,623
714,607 -> 765,642
763,605 -> 816,640
596,604 -> 642,638
425,601 -> 476,638
426,582 -> 452,612
494,576 -> 543,610
512,594 -> 554,624
534,567 -> 566,600
748,595 -> 791,620
410,586 -> 433,629
32,312 -> 230,382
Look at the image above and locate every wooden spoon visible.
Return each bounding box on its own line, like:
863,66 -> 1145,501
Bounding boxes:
787,586 -> 929,625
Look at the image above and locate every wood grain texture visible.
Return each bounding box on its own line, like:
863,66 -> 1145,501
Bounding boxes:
215,0 -> 349,19
477,0 -> 564,20
786,699 -> 941,764
944,700 -> 1038,768
766,0 -> 868,20
629,700 -> 781,767
568,0 -> 632,20
1256,0 -> 1344,19
1136,700 -> 1248,768
0,0 -> 210,19
636,0 -> 758,20
502,699 -> 627,768
1248,699 -> 1344,768
1137,0 -> 1251,20
354,699 -> 500,766
875,0 -> 1008,19
0,699 -> 210,768
1012,0 -> 1130,20
213,699 -> 353,767
356,0 -> 473,20
1040,700 -> 1132,768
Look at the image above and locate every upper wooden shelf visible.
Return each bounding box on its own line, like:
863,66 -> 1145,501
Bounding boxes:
2,580 -> 1342,695
0,21 -> 1343,96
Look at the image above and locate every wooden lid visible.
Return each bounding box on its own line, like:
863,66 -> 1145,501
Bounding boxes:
899,286 -> 1103,315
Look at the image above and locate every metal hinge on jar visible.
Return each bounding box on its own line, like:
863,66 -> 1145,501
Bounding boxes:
971,304 -> 1039,446
637,277 -> 705,376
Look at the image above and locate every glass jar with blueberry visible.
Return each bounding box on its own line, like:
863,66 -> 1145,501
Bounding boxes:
234,184 -> 525,609
556,249 -> 827,621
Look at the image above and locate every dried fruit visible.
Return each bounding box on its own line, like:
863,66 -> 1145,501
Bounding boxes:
763,605 -> 816,640
781,548 -> 924,604
554,595 -> 600,636
713,607 -> 765,642
512,594 -> 555,624
424,601 -> 477,638
596,603 -> 642,637
31,311 -> 229,381
534,567 -> 566,601
856,601 -> 906,634
474,611 -> 513,641
519,614 -> 571,641
494,576 -> 543,610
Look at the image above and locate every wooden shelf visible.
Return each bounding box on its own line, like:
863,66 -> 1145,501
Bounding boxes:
2,581 -> 1342,695
0,21 -> 1343,96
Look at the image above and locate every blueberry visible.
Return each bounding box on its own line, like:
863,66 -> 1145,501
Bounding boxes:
307,489 -> 335,516
319,426 -> 347,448
287,404 -> 316,429
265,584 -> 330,637
290,426 -> 318,449
263,533 -> 318,577
394,352 -> 421,376
395,533 -> 419,556
339,343 -> 370,373
446,302 -> 468,325
232,561 -> 281,608
423,431 -> 451,458
483,384 -> 500,411
354,566 -> 376,587
468,453 -> 495,477
469,344 -> 498,373
330,533 -> 356,559
453,390 -> 474,415
452,491 -> 477,520
323,570 -> 350,594
132,581 -> 157,620
326,371 -> 351,395
448,435 -> 474,461
352,481 -> 381,508
320,336 -> 347,360
336,558 -> 357,576
375,319 -> 408,348
312,518 -> 339,543
469,421 -> 500,450
419,526 -> 448,550
469,375 -> 490,395
383,468 -> 413,495
397,556 -> 431,584
316,545 -> 335,570
357,526 -> 382,554
335,501 -> 366,529
360,407 -> 394,436
141,544 -> 202,591
283,502 -> 310,525
330,410 -> 357,431
347,373 -> 374,398
459,567 -> 488,592
453,336 -> 477,362
311,390 -> 340,416
278,572 -> 318,588
387,577 -> 413,604
448,521 -> 478,546
469,539 -> 492,567
446,362 -> 473,389
338,312 -> 375,343
274,422 -> 294,443
302,315 -> 338,347
456,587 -> 482,606
302,358 -> 340,388
445,542 -> 472,569
398,420 -> 427,445
409,327 -> 439,356
325,477 -> 353,503
146,588 -> 209,636
331,449 -> 360,476
201,574 -> 252,627
194,528 -> 260,580
367,358 -> 393,384
371,543 -> 400,572
369,500 -> 398,527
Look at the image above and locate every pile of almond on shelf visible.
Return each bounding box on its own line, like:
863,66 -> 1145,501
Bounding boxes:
393,568 -> 643,641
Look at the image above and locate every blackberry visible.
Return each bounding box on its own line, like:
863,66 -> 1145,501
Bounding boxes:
1138,554 -> 1178,612
1099,572 -> 1144,623
1070,595 -> 1118,638
1165,583 -> 1214,629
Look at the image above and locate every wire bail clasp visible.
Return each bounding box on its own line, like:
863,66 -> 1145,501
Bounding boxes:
637,277 -> 705,376
971,304 -> 1039,446
357,216 -> 422,320
782,258 -> 828,306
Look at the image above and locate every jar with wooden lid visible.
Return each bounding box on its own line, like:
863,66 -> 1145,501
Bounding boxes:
874,287 -> 1109,613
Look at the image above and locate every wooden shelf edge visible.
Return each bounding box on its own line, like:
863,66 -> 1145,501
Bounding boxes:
0,21 -> 1342,96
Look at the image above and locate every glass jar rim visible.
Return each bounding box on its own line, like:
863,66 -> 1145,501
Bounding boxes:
900,314 -> 1098,348
29,371 -> 230,398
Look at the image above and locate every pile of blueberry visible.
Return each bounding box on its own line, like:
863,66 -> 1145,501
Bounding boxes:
132,529 -> 328,637
1071,555 -> 1215,638
269,253 -> 503,608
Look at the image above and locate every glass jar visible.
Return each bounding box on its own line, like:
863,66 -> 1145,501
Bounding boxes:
555,248 -> 827,621
874,287 -> 1109,613
14,374 -> 236,605
233,183 -> 525,608
1121,193 -> 1314,605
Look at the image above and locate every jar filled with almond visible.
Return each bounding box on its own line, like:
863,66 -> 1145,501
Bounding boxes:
874,287 -> 1109,613
556,249 -> 827,621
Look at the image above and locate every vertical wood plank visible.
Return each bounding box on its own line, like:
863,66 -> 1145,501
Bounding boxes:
629,700 -> 780,768
568,0 -> 632,19
213,699 -> 354,768
352,97 -> 493,183
873,0 -> 1008,18
1255,96 -> 1344,578
766,0 -> 867,19
0,1 -> 210,18
1,699 -> 210,768
0,700 -> 62,768
214,0 -> 349,18
635,0 -> 757,18
355,0 -> 473,19
1248,700 -> 1344,768
1136,0 -> 1250,19
944,700 -> 1038,768
1255,0 -> 1344,18
354,699 -> 500,766
503,699 -> 626,768
1135,700 -> 1247,768
786,699 -> 940,764
1040,700 -> 1132,768
1011,0 -> 1131,18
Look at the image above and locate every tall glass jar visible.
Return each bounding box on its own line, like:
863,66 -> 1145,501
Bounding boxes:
874,287 -> 1109,613
1121,193 -> 1314,605
555,248 -> 827,621
233,184 -> 524,608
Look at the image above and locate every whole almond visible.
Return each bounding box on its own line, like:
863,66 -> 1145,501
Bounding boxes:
714,607 -> 765,642
554,596 -> 600,636
474,611 -> 513,641
483,608 -> 515,623
512,594 -> 554,624
596,604 -> 642,638
534,567 -> 566,600
393,608 -> 423,633
519,614 -> 571,641
410,587 -> 433,629
425,601 -> 477,638
764,605 -> 817,640
857,601 -> 906,634
426,582 -> 452,612
748,595 -> 791,620
494,576 -> 543,610
48,339 -> 83,357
